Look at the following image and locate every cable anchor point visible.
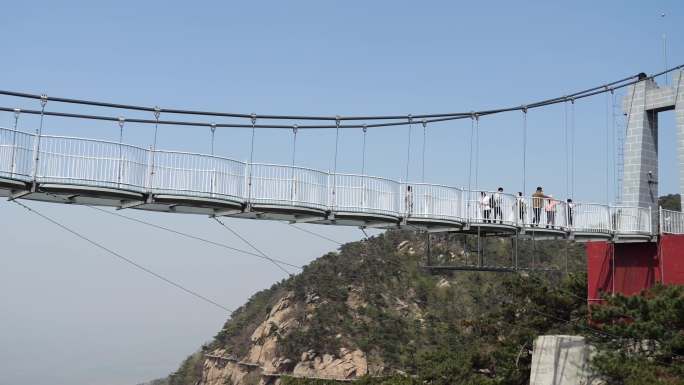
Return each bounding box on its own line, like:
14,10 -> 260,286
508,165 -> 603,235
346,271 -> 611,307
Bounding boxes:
250,113 -> 257,126
362,124 -> 367,133
421,118 -> 427,128
335,115 -> 341,128
210,122 -> 216,133
118,116 -> 125,128
13,108 -> 21,118
292,124 -> 298,134
153,106 -> 161,120
40,94 -> 48,107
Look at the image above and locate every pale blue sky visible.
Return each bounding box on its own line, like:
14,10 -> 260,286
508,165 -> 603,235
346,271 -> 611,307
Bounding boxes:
1,1 -> 682,385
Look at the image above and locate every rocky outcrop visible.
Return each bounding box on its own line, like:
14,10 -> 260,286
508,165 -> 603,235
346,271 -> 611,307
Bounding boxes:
198,292 -> 369,385
293,348 -> 368,379
199,351 -> 251,385
245,293 -> 298,372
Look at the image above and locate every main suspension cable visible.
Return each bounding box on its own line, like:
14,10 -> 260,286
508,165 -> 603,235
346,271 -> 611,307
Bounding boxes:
1,65 -> 681,130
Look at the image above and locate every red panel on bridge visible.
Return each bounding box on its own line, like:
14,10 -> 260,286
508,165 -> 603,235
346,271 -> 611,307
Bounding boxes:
660,235 -> 684,285
586,237 -> 684,303
586,235 -> 684,303
586,242 -> 612,304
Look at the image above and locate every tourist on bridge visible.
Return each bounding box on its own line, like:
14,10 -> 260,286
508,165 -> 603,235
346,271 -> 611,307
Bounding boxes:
493,187 -> 504,224
480,191 -> 492,223
405,185 -> 414,217
531,186 -> 550,226
545,195 -> 558,228
515,192 -> 526,223
567,198 -> 574,227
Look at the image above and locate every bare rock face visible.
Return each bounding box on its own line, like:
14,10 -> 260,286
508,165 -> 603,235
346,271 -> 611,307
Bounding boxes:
199,351 -> 250,385
246,293 -> 298,372
198,291 -> 371,384
345,289 -> 366,311
293,348 -> 368,379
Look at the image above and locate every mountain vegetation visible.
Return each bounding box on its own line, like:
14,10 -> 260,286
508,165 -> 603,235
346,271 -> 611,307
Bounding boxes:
147,223 -> 683,385
660,194 -> 682,211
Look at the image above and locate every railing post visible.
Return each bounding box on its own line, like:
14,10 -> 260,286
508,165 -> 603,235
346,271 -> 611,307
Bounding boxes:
31,95 -> 48,184
607,205 -> 612,234
657,206 -> 661,235
9,108 -> 20,178
145,146 -> 153,192
327,171 -> 333,212
244,162 -> 251,208
648,206 -> 660,235
117,117 -> 125,189
211,168 -> 216,199
30,133 -> 39,182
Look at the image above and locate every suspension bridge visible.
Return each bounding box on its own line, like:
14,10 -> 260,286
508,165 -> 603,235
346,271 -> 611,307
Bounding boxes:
1,66 -> 684,291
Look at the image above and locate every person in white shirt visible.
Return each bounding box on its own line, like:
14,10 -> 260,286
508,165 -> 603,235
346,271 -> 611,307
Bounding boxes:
480,191 -> 491,223
493,187 -> 504,224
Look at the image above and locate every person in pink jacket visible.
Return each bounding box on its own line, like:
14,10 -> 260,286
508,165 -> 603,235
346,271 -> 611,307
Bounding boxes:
545,195 -> 558,228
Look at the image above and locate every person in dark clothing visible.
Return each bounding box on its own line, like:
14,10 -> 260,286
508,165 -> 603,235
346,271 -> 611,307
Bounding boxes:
567,198 -> 574,227
516,191 -> 526,223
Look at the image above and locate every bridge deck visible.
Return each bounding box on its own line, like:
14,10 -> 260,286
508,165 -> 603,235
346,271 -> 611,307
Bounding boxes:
0,126 -> 675,241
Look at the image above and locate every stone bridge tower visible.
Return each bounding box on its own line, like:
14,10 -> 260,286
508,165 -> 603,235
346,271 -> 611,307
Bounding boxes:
622,70 -> 684,230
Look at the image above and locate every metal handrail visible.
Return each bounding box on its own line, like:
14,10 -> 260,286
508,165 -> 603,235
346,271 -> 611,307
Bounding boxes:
660,208 -> 684,234
0,125 -> 656,236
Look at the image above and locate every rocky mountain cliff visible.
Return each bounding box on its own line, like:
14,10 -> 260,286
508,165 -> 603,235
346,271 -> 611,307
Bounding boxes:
147,230 -> 588,385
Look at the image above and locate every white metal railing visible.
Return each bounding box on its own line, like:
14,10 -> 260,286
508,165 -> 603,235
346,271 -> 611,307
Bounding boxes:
0,127 -> 33,179
611,206 -> 651,234
151,150 -> 245,200
249,163 -> 328,210
463,190 -> 517,226
0,126 -> 657,237
37,135 -> 148,191
661,208 -> 684,234
570,203 -> 611,233
405,183 -> 463,222
333,174 -> 400,216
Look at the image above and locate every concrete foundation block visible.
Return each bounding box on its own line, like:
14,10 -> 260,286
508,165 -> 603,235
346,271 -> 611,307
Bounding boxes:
529,335 -> 600,385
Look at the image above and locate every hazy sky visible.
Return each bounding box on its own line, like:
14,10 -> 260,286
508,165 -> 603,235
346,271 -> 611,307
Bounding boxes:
1,1 -> 683,384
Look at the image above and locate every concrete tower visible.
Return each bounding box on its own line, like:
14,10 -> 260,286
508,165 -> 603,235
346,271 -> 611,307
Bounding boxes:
621,70 -> 684,230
